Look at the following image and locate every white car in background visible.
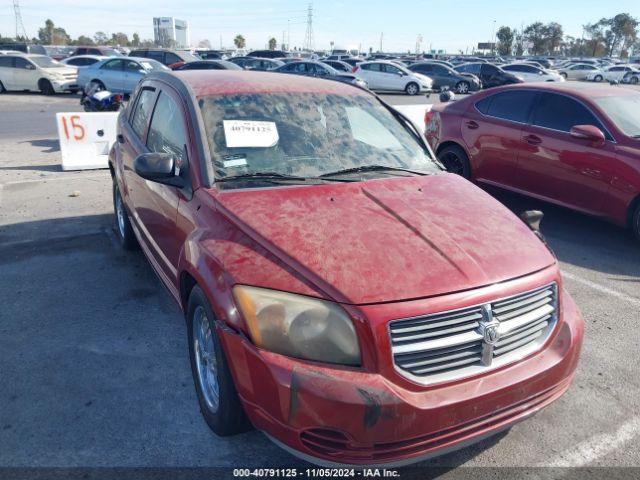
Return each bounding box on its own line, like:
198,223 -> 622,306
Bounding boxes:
353,60 -> 433,95
501,63 -> 564,82
0,53 -> 78,94
586,65 -> 636,82
557,63 -> 600,80
61,55 -> 107,69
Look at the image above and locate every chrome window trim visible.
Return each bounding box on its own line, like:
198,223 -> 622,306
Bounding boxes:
387,282 -> 558,387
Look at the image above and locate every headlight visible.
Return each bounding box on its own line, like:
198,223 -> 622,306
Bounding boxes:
233,285 -> 361,366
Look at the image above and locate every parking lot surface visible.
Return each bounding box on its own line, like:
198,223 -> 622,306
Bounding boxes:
1,90 -> 639,477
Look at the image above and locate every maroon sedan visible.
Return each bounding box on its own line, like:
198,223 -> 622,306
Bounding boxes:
426,83 -> 640,240
110,71 -> 583,466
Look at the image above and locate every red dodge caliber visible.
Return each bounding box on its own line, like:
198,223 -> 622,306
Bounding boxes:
109,71 -> 583,466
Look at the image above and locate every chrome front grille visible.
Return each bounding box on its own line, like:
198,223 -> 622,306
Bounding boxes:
389,283 -> 558,385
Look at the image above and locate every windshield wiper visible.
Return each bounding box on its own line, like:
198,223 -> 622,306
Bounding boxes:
215,171 -> 357,184
215,172 -> 308,183
320,165 -> 429,178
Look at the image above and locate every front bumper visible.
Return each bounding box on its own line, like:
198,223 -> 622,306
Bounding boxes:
219,275 -> 583,467
51,78 -> 79,92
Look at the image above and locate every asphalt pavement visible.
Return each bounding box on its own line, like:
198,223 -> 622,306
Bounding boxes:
1,89 -> 639,478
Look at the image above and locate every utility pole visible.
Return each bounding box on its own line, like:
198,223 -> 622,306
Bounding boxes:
303,3 -> 314,51
12,0 -> 28,40
379,32 -> 383,53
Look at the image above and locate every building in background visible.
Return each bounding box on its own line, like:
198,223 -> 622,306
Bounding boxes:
153,17 -> 190,48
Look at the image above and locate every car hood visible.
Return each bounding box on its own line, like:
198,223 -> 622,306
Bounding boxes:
209,174 -> 555,305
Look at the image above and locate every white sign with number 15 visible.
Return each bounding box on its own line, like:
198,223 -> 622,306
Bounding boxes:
56,112 -> 120,171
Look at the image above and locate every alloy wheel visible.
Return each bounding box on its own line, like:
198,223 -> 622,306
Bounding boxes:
193,306 -> 220,412
115,188 -> 126,238
406,83 -> 419,95
456,82 -> 469,94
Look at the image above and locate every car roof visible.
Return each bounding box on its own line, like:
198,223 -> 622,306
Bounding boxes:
487,81 -> 639,98
153,70 -> 369,97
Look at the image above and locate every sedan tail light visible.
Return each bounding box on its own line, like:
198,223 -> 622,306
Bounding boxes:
424,110 -> 435,127
352,66 -> 360,73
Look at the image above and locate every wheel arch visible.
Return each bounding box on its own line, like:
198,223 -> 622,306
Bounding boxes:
626,193 -> 640,229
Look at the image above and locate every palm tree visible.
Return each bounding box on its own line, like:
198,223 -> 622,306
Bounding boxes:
268,37 -> 277,50
234,35 -> 246,49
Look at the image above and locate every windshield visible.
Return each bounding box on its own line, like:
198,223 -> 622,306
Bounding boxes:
179,51 -> 201,62
198,92 -> 439,182
594,94 -> 640,138
103,48 -> 122,57
30,56 -> 64,68
140,59 -> 170,71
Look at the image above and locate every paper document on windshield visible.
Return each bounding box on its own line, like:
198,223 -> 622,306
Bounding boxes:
223,120 -> 279,148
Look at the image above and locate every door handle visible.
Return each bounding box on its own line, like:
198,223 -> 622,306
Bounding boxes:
524,134 -> 542,145
465,120 -> 479,130
117,134 -> 126,144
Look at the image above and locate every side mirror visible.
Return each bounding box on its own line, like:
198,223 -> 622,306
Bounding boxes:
26,64 -> 36,70
134,152 -> 185,188
570,125 -> 606,147
520,210 -> 544,233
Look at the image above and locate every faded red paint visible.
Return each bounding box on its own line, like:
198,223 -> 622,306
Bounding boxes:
111,71 -> 584,466
426,82 -> 640,228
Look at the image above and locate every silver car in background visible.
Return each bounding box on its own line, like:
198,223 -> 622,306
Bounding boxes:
77,57 -> 169,94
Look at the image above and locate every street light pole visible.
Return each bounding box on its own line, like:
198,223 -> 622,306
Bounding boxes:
491,20 -> 496,55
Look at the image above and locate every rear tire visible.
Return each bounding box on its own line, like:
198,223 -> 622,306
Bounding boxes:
455,81 -> 470,94
39,79 -> 55,95
438,144 -> 471,179
187,286 -> 251,436
631,204 -> 640,241
405,82 -> 419,96
594,75 -> 603,82
112,181 -> 138,250
87,80 -> 106,94
560,72 -> 567,79
631,77 -> 639,85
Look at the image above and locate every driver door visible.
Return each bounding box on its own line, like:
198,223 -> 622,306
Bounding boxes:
98,59 -> 124,92
13,57 -> 38,90
381,63 -> 404,90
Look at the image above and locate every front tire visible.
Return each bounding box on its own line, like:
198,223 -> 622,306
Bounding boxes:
0,80 -> 6,94
39,79 -> 55,95
560,72 -> 567,80
455,81 -> 470,94
631,204 -> 640,241
631,77 -> 639,85
594,75 -> 603,82
112,181 -> 137,250
438,144 -> 471,179
405,82 -> 419,96
187,286 -> 250,436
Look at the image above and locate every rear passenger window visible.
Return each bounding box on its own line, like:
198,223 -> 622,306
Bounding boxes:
130,89 -> 156,139
483,91 -> 537,123
147,93 -> 188,166
532,93 -> 609,137
165,52 -> 181,65
0,57 -> 12,67
475,96 -> 492,114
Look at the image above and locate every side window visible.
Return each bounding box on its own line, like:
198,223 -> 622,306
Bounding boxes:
432,65 -> 447,75
147,51 -> 164,62
101,59 -> 122,71
383,64 -> 401,74
415,64 -> 432,73
164,52 -> 181,64
125,60 -> 141,72
130,88 -> 156,139
76,48 -> 87,55
88,49 -> 101,55
146,92 -> 188,166
532,93 -> 609,138
0,56 -> 12,67
14,57 -> 33,69
365,63 -> 382,72
475,96 -> 492,114
485,91 -> 537,123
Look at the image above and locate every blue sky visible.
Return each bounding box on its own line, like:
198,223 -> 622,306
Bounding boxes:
1,0 -> 638,52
